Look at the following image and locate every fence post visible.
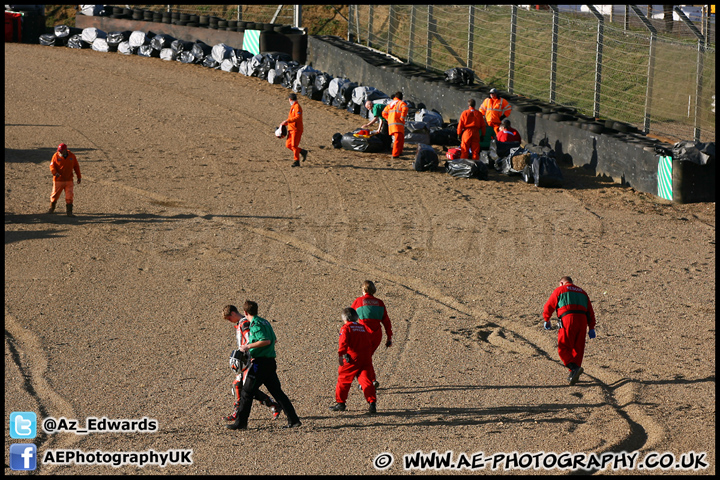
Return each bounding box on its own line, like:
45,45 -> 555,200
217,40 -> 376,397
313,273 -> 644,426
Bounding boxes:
426,5 -> 434,70
387,5 -> 394,55
467,5 -> 475,70
408,5 -> 416,64
368,5 -> 373,48
674,6 -> 705,142
629,6 -> 657,134
293,5 -> 302,29
588,6 -> 604,118
508,5 -> 517,94
347,5 -> 354,43
550,5 -> 559,103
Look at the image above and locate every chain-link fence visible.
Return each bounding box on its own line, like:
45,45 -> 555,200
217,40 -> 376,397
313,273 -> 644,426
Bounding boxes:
348,5 -> 715,144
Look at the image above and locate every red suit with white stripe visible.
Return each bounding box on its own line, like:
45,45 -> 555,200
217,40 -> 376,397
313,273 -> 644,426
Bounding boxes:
335,321 -> 376,404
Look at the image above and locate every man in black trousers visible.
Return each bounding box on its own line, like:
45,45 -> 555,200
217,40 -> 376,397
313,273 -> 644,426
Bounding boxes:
227,300 -> 302,430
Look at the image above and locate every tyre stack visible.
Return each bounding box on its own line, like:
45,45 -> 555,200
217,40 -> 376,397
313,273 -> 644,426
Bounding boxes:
199,15 -> 209,28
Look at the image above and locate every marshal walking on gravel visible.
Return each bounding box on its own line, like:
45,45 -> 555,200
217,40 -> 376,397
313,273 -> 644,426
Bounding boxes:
48,143 -> 82,217
543,276 -> 597,385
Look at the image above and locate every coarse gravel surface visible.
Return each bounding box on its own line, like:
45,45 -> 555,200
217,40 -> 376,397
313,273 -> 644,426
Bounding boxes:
5,42 -> 715,475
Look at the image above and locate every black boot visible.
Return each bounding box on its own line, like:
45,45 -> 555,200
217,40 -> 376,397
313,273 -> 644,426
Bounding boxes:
66,204 -> 75,217
48,201 -> 57,214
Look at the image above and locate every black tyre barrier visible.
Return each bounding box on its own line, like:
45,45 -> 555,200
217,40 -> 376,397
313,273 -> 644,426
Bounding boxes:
549,113 -> 575,122
189,15 -> 199,23
199,15 -> 209,25
218,21 -> 228,29
516,104 -> 542,114
586,122 -> 604,134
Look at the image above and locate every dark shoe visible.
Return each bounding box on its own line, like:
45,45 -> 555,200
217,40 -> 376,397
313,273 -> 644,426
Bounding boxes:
48,201 -> 57,214
271,402 -> 283,420
223,402 -> 240,422
367,402 -> 377,414
291,160 -> 300,167
66,204 -> 75,217
283,420 -> 302,428
569,367 -> 584,386
300,149 -> 308,162
226,422 -> 247,430
329,402 -> 346,411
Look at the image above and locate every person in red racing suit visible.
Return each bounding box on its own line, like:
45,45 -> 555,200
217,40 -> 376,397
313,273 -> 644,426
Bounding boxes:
330,307 -> 377,414
222,305 -> 281,421
543,276 -> 597,385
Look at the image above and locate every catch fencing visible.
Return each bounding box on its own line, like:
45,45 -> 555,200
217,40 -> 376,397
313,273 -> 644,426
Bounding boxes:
347,5 -> 715,144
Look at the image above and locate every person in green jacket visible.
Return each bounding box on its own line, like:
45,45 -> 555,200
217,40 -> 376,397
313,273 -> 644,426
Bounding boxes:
227,300 -> 302,430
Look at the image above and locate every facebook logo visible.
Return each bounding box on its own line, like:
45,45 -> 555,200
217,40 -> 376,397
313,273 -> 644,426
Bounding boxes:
10,444 -> 37,471
10,412 -> 36,439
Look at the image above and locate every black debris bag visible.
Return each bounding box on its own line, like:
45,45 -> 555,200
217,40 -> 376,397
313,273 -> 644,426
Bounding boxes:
671,141 -> 715,165
235,49 -> 253,62
413,144 -> 439,172
415,109 -> 444,129
404,121 -> 430,145
137,45 -> 160,57
529,155 -> 564,188
445,158 -> 488,180
496,146 -> 530,175
39,34 -> 61,46
444,67 -> 475,85
339,131 -> 388,153
191,41 -> 212,61
178,51 -> 198,63
107,30 -> 132,48
54,25 -> 83,45
429,127 -> 460,147
170,38 -> 195,54
117,40 -> 135,54
314,72 -> 332,92
202,56 -> 220,68
321,88 -> 334,106
337,81 -> 359,104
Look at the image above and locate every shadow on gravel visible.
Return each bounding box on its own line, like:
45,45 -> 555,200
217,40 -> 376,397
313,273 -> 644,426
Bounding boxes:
5,146 -> 99,164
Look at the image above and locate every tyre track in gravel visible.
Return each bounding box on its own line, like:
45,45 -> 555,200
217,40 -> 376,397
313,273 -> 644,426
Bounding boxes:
5,304 -> 81,474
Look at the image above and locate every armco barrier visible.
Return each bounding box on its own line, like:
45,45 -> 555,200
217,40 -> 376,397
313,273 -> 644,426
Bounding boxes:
75,15 -> 306,64
307,36 -> 713,203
